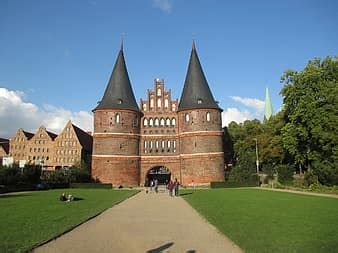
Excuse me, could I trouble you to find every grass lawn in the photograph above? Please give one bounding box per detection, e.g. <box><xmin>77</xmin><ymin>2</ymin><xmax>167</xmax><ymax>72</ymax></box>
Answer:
<box><xmin>0</xmin><ymin>189</ymin><xmax>138</xmax><ymax>253</ymax></box>
<box><xmin>182</xmin><ymin>188</ymin><xmax>338</xmax><ymax>253</ymax></box>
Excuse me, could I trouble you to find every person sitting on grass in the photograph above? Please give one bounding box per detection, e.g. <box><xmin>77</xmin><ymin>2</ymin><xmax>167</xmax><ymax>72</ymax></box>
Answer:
<box><xmin>67</xmin><ymin>194</ymin><xmax>74</xmax><ymax>202</ymax></box>
<box><xmin>60</xmin><ymin>192</ymin><xmax>67</xmax><ymax>202</ymax></box>
<box><xmin>60</xmin><ymin>193</ymin><xmax>74</xmax><ymax>202</ymax></box>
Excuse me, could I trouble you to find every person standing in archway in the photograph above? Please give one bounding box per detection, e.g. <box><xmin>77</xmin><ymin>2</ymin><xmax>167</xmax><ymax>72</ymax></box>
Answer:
<box><xmin>150</xmin><ymin>179</ymin><xmax>154</xmax><ymax>192</ymax></box>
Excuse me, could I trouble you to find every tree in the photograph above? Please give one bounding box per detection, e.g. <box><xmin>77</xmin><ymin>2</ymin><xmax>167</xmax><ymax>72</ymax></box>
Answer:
<box><xmin>281</xmin><ymin>56</ymin><xmax>338</xmax><ymax>185</ymax></box>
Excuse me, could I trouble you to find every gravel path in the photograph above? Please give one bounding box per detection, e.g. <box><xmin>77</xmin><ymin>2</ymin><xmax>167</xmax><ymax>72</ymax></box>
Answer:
<box><xmin>34</xmin><ymin>188</ymin><xmax>242</xmax><ymax>253</ymax></box>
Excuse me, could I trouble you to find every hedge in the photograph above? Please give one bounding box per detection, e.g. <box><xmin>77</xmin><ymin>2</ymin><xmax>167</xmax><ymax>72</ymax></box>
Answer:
<box><xmin>210</xmin><ymin>180</ymin><xmax>260</xmax><ymax>188</ymax></box>
<box><xmin>69</xmin><ymin>183</ymin><xmax>112</xmax><ymax>189</ymax></box>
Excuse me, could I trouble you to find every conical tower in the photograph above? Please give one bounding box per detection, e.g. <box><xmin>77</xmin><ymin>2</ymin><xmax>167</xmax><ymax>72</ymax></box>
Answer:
<box><xmin>264</xmin><ymin>87</ymin><xmax>273</xmax><ymax>121</ymax></box>
<box><xmin>178</xmin><ymin>42</ymin><xmax>225</xmax><ymax>185</ymax></box>
<box><xmin>91</xmin><ymin>44</ymin><xmax>142</xmax><ymax>186</ymax></box>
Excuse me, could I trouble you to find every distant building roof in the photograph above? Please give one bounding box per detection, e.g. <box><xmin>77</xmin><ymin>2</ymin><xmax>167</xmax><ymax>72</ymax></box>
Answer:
<box><xmin>178</xmin><ymin>41</ymin><xmax>221</xmax><ymax>112</ymax></box>
<box><xmin>22</xmin><ymin>130</ymin><xmax>34</xmax><ymax>140</ymax></box>
<box><xmin>94</xmin><ymin>45</ymin><xmax>140</xmax><ymax>113</ymax></box>
<box><xmin>0</xmin><ymin>138</ymin><xmax>9</xmax><ymax>154</ymax></box>
<box><xmin>72</xmin><ymin>124</ymin><xmax>93</xmax><ymax>152</ymax></box>
<box><xmin>46</xmin><ymin>131</ymin><xmax>58</xmax><ymax>140</ymax></box>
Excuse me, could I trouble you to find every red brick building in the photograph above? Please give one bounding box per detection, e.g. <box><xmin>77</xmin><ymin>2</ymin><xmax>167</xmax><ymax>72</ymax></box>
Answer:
<box><xmin>92</xmin><ymin>42</ymin><xmax>224</xmax><ymax>186</ymax></box>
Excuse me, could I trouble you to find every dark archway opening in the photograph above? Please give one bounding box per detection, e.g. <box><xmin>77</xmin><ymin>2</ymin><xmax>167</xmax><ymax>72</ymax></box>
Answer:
<box><xmin>147</xmin><ymin>166</ymin><xmax>171</xmax><ymax>185</ymax></box>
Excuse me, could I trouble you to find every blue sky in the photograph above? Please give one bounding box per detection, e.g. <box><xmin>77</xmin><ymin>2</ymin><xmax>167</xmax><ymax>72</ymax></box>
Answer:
<box><xmin>0</xmin><ymin>0</ymin><xmax>337</xmax><ymax>137</ymax></box>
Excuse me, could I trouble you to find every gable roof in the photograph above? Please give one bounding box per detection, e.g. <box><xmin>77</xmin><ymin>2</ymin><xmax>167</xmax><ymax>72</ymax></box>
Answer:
<box><xmin>72</xmin><ymin>124</ymin><xmax>93</xmax><ymax>152</ymax></box>
<box><xmin>46</xmin><ymin>131</ymin><xmax>58</xmax><ymax>140</ymax></box>
<box><xmin>178</xmin><ymin>42</ymin><xmax>221</xmax><ymax>112</ymax></box>
<box><xmin>0</xmin><ymin>138</ymin><xmax>9</xmax><ymax>154</ymax></box>
<box><xmin>22</xmin><ymin>130</ymin><xmax>34</xmax><ymax>140</ymax></box>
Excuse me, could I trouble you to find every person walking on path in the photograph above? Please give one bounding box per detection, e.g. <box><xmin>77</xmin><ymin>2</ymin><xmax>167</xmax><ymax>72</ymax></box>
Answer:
<box><xmin>150</xmin><ymin>179</ymin><xmax>154</xmax><ymax>192</ymax></box>
<box><xmin>174</xmin><ymin>178</ymin><xmax>180</xmax><ymax>197</ymax></box>
<box><xmin>154</xmin><ymin>179</ymin><xmax>159</xmax><ymax>193</ymax></box>
<box><xmin>168</xmin><ymin>180</ymin><xmax>174</xmax><ymax>197</ymax></box>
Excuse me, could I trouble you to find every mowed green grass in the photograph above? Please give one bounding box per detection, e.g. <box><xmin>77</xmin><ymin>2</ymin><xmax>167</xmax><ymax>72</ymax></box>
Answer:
<box><xmin>182</xmin><ymin>188</ymin><xmax>338</xmax><ymax>253</ymax></box>
<box><xmin>0</xmin><ymin>189</ymin><xmax>138</xmax><ymax>253</ymax></box>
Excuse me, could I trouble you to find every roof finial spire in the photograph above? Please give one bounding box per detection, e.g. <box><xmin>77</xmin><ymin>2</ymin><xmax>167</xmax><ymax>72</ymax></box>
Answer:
<box><xmin>120</xmin><ymin>33</ymin><xmax>125</xmax><ymax>51</ymax></box>
<box><xmin>192</xmin><ymin>33</ymin><xmax>196</xmax><ymax>50</ymax></box>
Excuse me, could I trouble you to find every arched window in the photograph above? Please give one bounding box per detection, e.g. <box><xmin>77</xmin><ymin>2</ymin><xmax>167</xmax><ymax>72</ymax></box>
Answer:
<box><xmin>166</xmin><ymin>118</ymin><xmax>170</xmax><ymax>126</ymax></box>
<box><xmin>115</xmin><ymin>113</ymin><xmax>121</xmax><ymax>124</ymax></box>
<box><xmin>161</xmin><ymin>141</ymin><xmax>165</xmax><ymax>148</ymax></box>
<box><xmin>206</xmin><ymin>112</ymin><xmax>211</xmax><ymax>122</ymax></box>
<box><xmin>149</xmin><ymin>118</ymin><xmax>153</xmax><ymax>127</ymax></box>
<box><xmin>150</xmin><ymin>141</ymin><xmax>153</xmax><ymax>148</ymax></box>
<box><xmin>160</xmin><ymin>118</ymin><xmax>165</xmax><ymax>126</ymax></box>
<box><xmin>143</xmin><ymin>118</ymin><xmax>148</xmax><ymax>126</ymax></box>
<box><xmin>185</xmin><ymin>113</ymin><xmax>190</xmax><ymax>122</ymax></box>
<box><xmin>164</xmin><ymin>99</ymin><xmax>169</xmax><ymax>108</ymax></box>
<box><xmin>154</xmin><ymin>118</ymin><xmax>159</xmax><ymax>126</ymax></box>
<box><xmin>167</xmin><ymin>140</ymin><xmax>171</xmax><ymax>148</ymax></box>
<box><xmin>150</xmin><ymin>99</ymin><xmax>154</xmax><ymax>108</ymax></box>
<box><xmin>171</xmin><ymin>118</ymin><xmax>176</xmax><ymax>126</ymax></box>
<box><xmin>156</xmin><ymin>140</ymin><xmax>159</xmax><ymax>149</ymax></box>
<box><xmin>144</xmin><ymin>141</ymin><xmax>147</xmax><ymax>149</ymax></box>
<box><xmin>157</xmin><ymin>99</ymin><xmax>161</xmax><ymax>108</ymax></box>
<box><xmin>143</xmin><ymin>103</ymin><xmax>147</xmax><ymax>111</ymax></box>
<box><xmin>172</xmin><ymin>104</ymin><xmax>176</xmax><ymax>111</ymax></box>
<box><xmin>157</xmin><ymin>88</ymin><xmax>161</xmax><ymax>96</ymax></box>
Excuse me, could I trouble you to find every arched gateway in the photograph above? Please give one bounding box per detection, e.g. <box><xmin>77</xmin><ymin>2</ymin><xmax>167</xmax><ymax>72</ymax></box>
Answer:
<box><xmin>146</xmin><ymin>166</ymin><xmax>171</xmax><ymax>185</ymax></box>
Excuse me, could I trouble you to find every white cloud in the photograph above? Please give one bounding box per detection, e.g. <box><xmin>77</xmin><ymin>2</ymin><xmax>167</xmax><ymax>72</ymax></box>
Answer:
<box><xmin>221</xmin><ymin>108</ymin><xmax>253</xmax><ymax>127</ymax></box>
<box><xmin>230</xmin><ymin>96</ymin><xmax>265</xmax><ymax>112</ymax></box>
<box><xmin>0</xmin><ymin>87</ymin><xmax>93</xmax><ymax>138</ymax></box>
<box><xmin>152</xmin><ymin>0</ymin><xmax>173</xmax><ymax>13</ymax></box>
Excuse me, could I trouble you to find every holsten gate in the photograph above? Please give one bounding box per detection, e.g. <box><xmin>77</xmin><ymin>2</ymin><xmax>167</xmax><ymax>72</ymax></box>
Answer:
<box><xmin>91</xmin><ymin>42</ymin><xmax>225</xmax><ymax>186</ymax></box>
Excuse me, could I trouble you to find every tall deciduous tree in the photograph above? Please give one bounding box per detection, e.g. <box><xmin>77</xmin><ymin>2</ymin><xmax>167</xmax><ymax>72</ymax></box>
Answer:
<box><xmin>281</xmin><ymin>56</ymin><xmax>338</xmax><ymax>185</ymax></box>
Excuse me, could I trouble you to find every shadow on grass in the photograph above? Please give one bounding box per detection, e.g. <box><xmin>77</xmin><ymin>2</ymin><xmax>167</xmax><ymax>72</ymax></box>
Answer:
<box><xmin>179</xmin><ymin>192</ymin><xmax>193</xmax><ymax>196</ymax></box>
<box><xmin>0</xmin><ymin>193</ymin><xmax>32</xmax><ymax>198</ymax></box>
<box><xmin>146</xmin><ymin>242</ymin><xmax>174</xmax><ymax>253</ymax></box>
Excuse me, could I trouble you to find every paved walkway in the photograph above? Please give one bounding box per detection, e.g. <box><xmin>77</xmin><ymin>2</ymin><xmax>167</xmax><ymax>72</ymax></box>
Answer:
<box><xmin>34</xmin><ymin>187</ymin><xmax>242</xmax><ymax>253</ymax></box>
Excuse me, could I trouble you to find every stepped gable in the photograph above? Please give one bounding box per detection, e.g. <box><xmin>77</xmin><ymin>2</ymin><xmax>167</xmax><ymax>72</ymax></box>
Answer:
<box><xmin>178</xmin><ymin>41</ymin><xmax>221</xmax><ymax>112</ymax></box>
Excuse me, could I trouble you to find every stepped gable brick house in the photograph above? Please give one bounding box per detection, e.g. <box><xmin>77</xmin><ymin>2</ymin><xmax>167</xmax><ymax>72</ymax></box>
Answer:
<box><xmin>53</xmin><ymin>120</ymin><xmax>92</xmax><ymax>169</ymax></box>
<box><xmin>8</xmin><ymin>121</ymin><xmax>92</xmax><ymax>169</ymax></box>
<box><xmin>25</xmin><ymin>126</ymin><xmax>57</xmax><ymax>168</ymax></box>
<box><xmin>92</xmin><ymin>42</ymin><xmax>225</xmax><ymax>186</ymax></box>
<box><xmin>9</xmin><ymin>129</ymin><xmax>34</xmax><ymax>162</ymax></box>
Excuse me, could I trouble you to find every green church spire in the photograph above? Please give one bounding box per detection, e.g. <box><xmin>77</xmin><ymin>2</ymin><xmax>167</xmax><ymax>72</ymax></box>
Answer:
<box><xmin>264</xmin><ymin>87</ymin><xmax>273</xmax><ymax>121</ymax></box>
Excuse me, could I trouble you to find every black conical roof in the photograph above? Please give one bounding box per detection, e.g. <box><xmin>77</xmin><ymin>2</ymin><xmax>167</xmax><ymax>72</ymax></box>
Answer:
<box><xmin>178</xmin><ymin>42</ymin><xmax>221</xmax><ymax>112</ymax></box>
<box><xmin>94</xmin><ymin>47</ymin><xmax>140</xmax><ymax>112</ymax></box>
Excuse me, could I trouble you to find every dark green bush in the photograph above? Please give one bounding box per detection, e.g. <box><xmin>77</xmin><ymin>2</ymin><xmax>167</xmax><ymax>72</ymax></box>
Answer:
<box><xmin>210</xmin><ymin>180</ymin><xmax>259</xmax><ymax>188</ymax></box>
<box><xmin>70</xmin><ymin>183</ymin><xmax>112</xmax><ymax>189</ymax></box>
<box><xmin>276</xmin><ymin>165</ymin><xmax>294</xmax><ymax>184</ymax></box>
<box><xmin>304</xmin><ymin>170</ymin><xmax>319</xmax><ymax>187</ymax></box>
